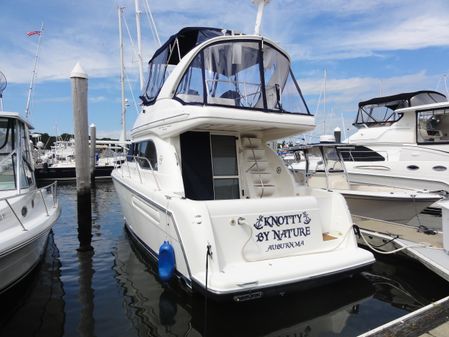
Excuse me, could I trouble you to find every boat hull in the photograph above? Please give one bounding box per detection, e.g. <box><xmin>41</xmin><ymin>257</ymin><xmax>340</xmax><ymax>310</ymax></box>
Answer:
<box><xmin>341</xmin><ymin>192</ymin><xmax>441</xmax><ymax>224</ymax></box>
<box><xmin>35</xmin><ymin>165</ymin><xmax>114</xmax><ymax>181</ymax></box>
<box><xmin>0</xmin><ymin>187</ymin><xmax>61</xmax><ymax>293</ymax></box>
<box><xmin>112</xmin><ymin>174</ymin><xmax>375</xmax><ymax>301</ymax></box>
<box><xmin>0</xmin><ymin>227</ymin><xmax>51</xmax><ymax>293</ymax></box>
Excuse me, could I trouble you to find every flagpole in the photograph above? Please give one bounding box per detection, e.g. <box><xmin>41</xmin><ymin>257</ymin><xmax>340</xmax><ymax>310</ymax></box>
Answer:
<box><xmin>25</xmin><ymin>22</ymin><xmax>44</xmax><ymax>119</ymax></box>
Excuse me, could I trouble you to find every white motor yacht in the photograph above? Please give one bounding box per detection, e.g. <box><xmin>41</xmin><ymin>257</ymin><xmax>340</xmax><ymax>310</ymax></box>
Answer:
<box><xmin>342</xmin><ymin>91</ymin><xmax>449</xmax><ymax>192</ymax></box>
<box><xmin>112</xmin><ymin>26</ymin><xmax>374</xmax><ymax>301</ymax></box>
<box><xmin>0</xmin><ymin>112</ymin><xmax>60</xmax><ymax>293</ymax></box>
<box><xmin>289</xmin><ymin>142</ymin><xmax>442</xmax><ymax>224</ymax></box>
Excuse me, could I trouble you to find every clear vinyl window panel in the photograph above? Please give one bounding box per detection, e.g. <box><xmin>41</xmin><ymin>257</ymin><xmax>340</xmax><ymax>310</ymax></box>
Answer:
<box><xmin>322</xmin><ymin>147</ymin><xmax>344</xmax><ymax>172</ymax></box>
<box><xmin>417</xmin><ymin>108</ymin><xmax>449</xmax><ymax>143</ymax></box>
<box><xmin>0</xmin><ymin>118</ymin><xmax>15</xmax><ymax>190</ymax></box>
<box><xmin>203</xmin><ymin>42</ymin><xmax>262</xmax><ymax>108</ymax></box>
<box><xmin>262</xmin><ymin>45</ymin><xmax>308</xmax><ymax>113</ymax></box>
<box><xmin>175</xmin><ymin>53</ymin><xmax>204</xmax><ymax>104</ymax></box>
<box><xmin>175</xmin><ymin>40</ymin><xmax>310</xmax><ymax>114</ymax></box>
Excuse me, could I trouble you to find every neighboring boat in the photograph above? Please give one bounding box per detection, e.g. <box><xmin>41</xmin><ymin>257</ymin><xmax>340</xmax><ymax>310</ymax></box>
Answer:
<box><xmin>341</xmin><ymin>90</ymin><xmax>449</xmax><ymax>192</ymax></box>
<box><xmin>289</xmin><ymin>142</ymin><xmax>443</xmax><ymax>224</ymax></box>
<box><xmin>34</xmin><ymin>138</ymin><xmax>126</xmax><ymax>181</ymax></box>
<box><xmin>111</xmin><ymin>24</ymin><xmax>374</xmax><ymax>302</ymax></box>
<box><xmin>0</xmin><ymin>112</ymin><xmax>60</xmax><ymax>293</ymax></box>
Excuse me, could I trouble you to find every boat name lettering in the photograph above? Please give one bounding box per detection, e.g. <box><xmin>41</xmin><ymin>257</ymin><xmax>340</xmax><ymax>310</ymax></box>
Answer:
<box><xmin>266</xmin><ymin>240</ymin><xmax>305</xmax><ymax>252</ymax></box>
<box><xmin>253</xmin><ymin>211</ymin><xmax>311</xmax><ymax>230</ymax></box>
<box><xmin>255</xmin><ymin>227</ymin><xmax>311</xmax><ymax>242</ymax></box>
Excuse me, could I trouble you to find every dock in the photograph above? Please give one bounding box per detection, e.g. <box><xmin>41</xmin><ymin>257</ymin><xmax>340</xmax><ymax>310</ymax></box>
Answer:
<box><xmin>353</xmin><ymin>216</ymin><xmax>449</xmax><ymax>282</ymax></box>
<box><xmin>354</xmin><ymin>215</ymin><xmax>449</xmax><ymax>336</ymax></box>
<box><xmin>358</xmin><ymin>295</ymin><xmax>449</xmax><ymax>337</ymax></box>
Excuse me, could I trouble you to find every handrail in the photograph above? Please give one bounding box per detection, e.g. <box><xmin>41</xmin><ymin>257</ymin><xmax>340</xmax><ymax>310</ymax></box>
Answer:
<box><xmin>0</xmin><ymin>181</ymin><xmax>58</xmax><ymax>231</ymax></box>
<box><xmin>118</xmin><ymin>155</ymin><xmax>161</xmax><ymax>191</ymax></box>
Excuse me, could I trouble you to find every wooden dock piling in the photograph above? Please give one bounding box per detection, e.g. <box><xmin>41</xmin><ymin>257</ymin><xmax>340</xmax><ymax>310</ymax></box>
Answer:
<box><xmin>70</xmin><ymin>62</ymin><xmax>92</xmax><ymax>251</ymax></box>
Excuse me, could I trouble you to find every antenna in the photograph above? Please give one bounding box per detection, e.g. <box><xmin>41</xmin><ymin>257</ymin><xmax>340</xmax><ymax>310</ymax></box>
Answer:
<box><xmin>253</xmin><ymin>0</ymin><xmax>270</xmax><ymax>35</ymax></box>
<box><xmin>0</xmin><ymin>71</ymin><xmax>7</xmax><ymax>111</ymax></box>
<box><xmin>25</xmin><ymin>22</ymin><xmax>44</xmax><ymax>119</ymax></box>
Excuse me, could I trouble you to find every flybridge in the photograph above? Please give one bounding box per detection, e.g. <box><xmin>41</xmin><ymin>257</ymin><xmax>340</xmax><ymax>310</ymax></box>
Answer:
<box><xmin>353</xmin><ymin>90</ymin><xmax>447</xmax><ymax>127</ymax></box>
<box><xmin>140</xmin><ymin>26</ymin><xmax>310</xmax><ymax>115</ymax></box>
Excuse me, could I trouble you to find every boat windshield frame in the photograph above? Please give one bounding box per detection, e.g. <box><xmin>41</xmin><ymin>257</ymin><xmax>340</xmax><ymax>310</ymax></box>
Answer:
<box><xmin>0</xmin><ymin>116</ymin><xmax>34</xmax><ymax>191</ymax></box>
<box><xmin>173</xmin><ymin>38</ymin><xmax>310</xmax><ymax>115</ymax></box>
<box><xmin>353</xmin><ymin>91</ymin><xmax>447</xmax><ymax>127</ymax></box>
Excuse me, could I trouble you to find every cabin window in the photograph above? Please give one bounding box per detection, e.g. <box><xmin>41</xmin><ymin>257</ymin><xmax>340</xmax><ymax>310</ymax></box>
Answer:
<box><xmin>128</xmin><ymin>141</ymin><xmax>158</xmax><ymax>170</ymax></box>
<box><xmin>433</xmin><ymin>165</ymin><xmax>447</xmax><ymax>171</ymax></box>
<box><xmin>210</xmin><ymin>135</ymin><xmax>240</xmax><ymax>200</ymax></box>
<box><xmin>137</xmin><ymin>141</ymin><xmax>158</xmax><ymax>170</ymax></box>
<box><xmin>407</xmin><ymin>165</ymin><xmax>419</xmax><ymax>170</ymax></box>
<box><xmin>127</xmin><ymin>143</ymin><xmax>135</xmax><ymax>162</ymax></box>
<box><xmin>417</xmin><ymin>108</ymin><xmax>449</xmax><ymax>144</ymax></box>
<box><xmin>338</xmin><ymin>146</ymin><xmax>385</xmax><ymax>162</ymax></box>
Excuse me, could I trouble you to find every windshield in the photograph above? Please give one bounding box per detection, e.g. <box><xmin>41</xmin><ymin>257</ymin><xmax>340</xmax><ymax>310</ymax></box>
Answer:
<box><xmin>0</xmin><ymin>118</ymin><xmax>15</xmax><ymax>190</ymax></box>
<box><xmin>175</xmin><ymin>40</ymin><xmax>309</xmax><ymax>114</ymax></box>
<box><xmin>0</xmin><ymin>118</ymin><xmax>34</xmax><ymax>191</ymax></box>
<box><xmin>354</xmin><ymin>91</ymin><xmax>447</xmax><ymax>127</ymax></box>
<box><xmin>354</xmin><ymin>103</ymin><xmax>403</xmax><ymax>126</ymax></box>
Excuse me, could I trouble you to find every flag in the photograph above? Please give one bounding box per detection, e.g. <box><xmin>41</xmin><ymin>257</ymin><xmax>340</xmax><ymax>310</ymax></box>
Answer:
<box><xmin>26</xmin><ymin>31</ymin><xmax>41</xmax><ymax>37</ymax></box>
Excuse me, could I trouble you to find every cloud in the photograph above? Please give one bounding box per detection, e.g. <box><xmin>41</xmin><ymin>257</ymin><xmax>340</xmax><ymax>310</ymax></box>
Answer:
<box><xmin>302</xmin><ymin>71</ymin><xmax>438</xmax><ymax>111</ymax></box>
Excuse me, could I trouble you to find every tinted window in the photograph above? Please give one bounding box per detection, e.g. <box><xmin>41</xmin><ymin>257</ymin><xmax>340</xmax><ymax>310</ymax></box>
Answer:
<box><xmin>417</xmin><ymin>108</ymin><xmax>449</xmax><ymax>144</ymax></box>
<box><xmin>339</xmin><ymin>146</ymin><xmax>385</xmax><ymax>162</ymax></box>
<box><xmin>127</xmin><ymin>143</ymin><xmax>135</xmax><ymax>162</ymax></box>
<box><xmin>127</xmin><ymin>141</ymin><xmax>158</xmax><ymax>169</ymax></box>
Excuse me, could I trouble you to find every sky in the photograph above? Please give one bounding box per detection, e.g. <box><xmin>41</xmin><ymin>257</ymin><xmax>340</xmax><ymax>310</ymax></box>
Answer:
<box><xmin>1</xmin><ymin>0</ymin><xmax>449</xmax><ymax>140</ymax></box>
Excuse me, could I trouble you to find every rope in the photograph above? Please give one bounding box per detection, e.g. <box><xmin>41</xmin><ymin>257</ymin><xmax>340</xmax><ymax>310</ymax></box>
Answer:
<box><xmin>204</xmin><ymin>244</ymin><xmax>212</xmax><ymax>336</ymax></box>
<box><xmin>356</xmin><ymin>226</ymin><xmax>432</xmax><ymax>254</ymax></box>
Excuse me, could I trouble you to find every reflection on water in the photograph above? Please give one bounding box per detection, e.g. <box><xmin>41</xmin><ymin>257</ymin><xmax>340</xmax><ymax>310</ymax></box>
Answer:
<box><xmin>0</xmin><ymin>232</ymin><xmax>65</xmax><ymax>337</ymax></box>
<box><xmin>1</xmin><ymin>181</ymin><xmax>449</xmax><ymax>337</ymax></box>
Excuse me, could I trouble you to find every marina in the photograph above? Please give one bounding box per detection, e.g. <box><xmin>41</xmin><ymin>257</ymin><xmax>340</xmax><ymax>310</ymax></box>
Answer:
<box><xmin>2</xmin><ymin>0</ymin><xmax>449</xmax><ymax>336</ymax></box>
<box><xmin>1</xmin><ymin>181</ymin><xmax>449</xmax><ymax>337</ymax></box>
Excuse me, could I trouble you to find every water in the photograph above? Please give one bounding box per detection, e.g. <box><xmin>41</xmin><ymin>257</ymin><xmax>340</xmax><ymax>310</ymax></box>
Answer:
<box><xmin>1</xmin><ymin>181</ymin><xmax>449</xmax><ymax>337</ymax></box>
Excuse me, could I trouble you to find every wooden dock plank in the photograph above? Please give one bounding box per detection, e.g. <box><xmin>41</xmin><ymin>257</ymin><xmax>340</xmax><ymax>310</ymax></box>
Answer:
<box><xmin>353</xmin><ymin>216</ymin><xmax>443</xmax><ymax>248</ymax></box>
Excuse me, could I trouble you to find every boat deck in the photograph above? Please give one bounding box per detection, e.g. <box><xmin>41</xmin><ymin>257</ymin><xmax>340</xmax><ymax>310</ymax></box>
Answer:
<box><xmin>353</xmin><ymin>216</ymin><xmax>449</xmax><ymax>282</ymax></box>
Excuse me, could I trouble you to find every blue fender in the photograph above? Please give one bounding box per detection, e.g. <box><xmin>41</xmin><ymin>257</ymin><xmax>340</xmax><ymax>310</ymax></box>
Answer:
<box><xmin>158</xmin><ymin>241</ymin><xmax>175</xmax><ymax>281</ymax></box>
